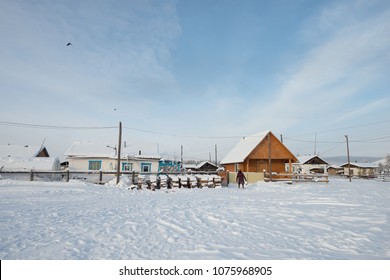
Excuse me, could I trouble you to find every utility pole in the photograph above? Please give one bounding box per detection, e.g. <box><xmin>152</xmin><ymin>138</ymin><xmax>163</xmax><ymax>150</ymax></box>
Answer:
<box><xmin>345</xmin><ymin>135</ymin><xmax>351</xmax><ymax>182</ymax></box>
<box><xmin>215</xmin><ymin>144</ymin><xmax>218</xmax><ymax>166</ymax></box>
<box><xmin>116</xmin><ymin>121</ymin><xmax>122</xmax><ymax>185</ymax></box>
<box><xmin>180</xmin><ymin>145</ymin><xmax>183</xmax><ymax>170</ymax></box>
<box><xmin>314</xmin><ymin>132</ymin><xmax>317</xmax><ymax>155</ymax></box>
<box><xmin>268</xmin><ymin>132</ymin><xmax>272</xmax><ymax>181</ymax></box>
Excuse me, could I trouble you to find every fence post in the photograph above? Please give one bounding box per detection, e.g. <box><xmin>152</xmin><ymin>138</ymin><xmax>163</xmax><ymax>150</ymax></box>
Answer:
<box><xmin>66</xmin><ymin>170</ymin><xmax>70</xmax><ymax>182</ymax></box>
<box><xmin>30</xmin><ymin>170</ymin><xmax>34</xmax><ymax>181</ymax></box>
<box><xmin>99</xmin><ymin>170</ymin><xmax>103</xmax><ymax>184</ymax></box>
<box><xmin>226</xmin><ymin>171</ymin><xmax>229</xmax><ymax>185</ymax></box>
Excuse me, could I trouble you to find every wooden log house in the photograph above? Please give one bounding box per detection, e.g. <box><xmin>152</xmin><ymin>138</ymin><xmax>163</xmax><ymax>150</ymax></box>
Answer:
<box><xmin>220</xmin><ymin>131</ymin><xmax>298</xmax><ymax>181</ymax></box>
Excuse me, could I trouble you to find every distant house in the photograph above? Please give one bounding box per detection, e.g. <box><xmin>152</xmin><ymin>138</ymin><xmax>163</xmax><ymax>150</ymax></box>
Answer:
<box><xmin>0</xmin><ymin>144</ymin><xmax>59</xmax><ymax>171</ymax></box>
<box><xmin>327</xmin><ymin>165</ymin><xmax>343</xmax><ymax>176</ymax></box>
<box><xmin>220</xmin><ymin>131</ymin><xmax>297</xmax><ymax>182</ymax></box>
<box><xmin>65</xmin><ymin>141</ymin><xmax>161</xmax><ymax>172</ymax></box>
<box><xmin>290</xmin><ymin>155</ymin><xmax>330</xmax><ymax>174</ymax></box>
<box><xmin>196</xmin><ymin>161</ymin><xmax>219</xmax><ymax>172</ymax></box>
<box><xmin>340</xmin><ymin>162</ymin><xmax>378</xmax><ymax>178</ymax></box>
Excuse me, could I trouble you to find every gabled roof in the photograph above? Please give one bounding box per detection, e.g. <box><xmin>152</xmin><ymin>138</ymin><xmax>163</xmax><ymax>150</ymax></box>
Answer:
<box><xmin>220</xmin><ymin>131</ymin><xmax>270</xmax><ymax>164</ymax></box>
<box><xmin>196</xmin><ymin>161</ymin><xmax>218</xmax><ymax>169</ymax></box>
<box><xmin>0</xmin><ymin>144</ymin><xmax>48</xmax><ymax>159</ymax></box>
<box><xmin>297</xmin><ymin>155</ymin><xmax>329</xmax><ymax>165</ymax></box>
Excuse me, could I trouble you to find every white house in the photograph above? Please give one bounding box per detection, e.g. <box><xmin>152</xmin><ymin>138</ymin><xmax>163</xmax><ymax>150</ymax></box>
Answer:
<box><xmin>64</xmin><ymin>141</ymin><xmax>161</xmax><ymax>172</ymax></box>
<box><xmin>289</xmin><ymin>155</ymin><xmax>330</xmax><ymax>174</ymax></box>
<box><xmin>0</xmin><ymin>144</ymin><xmax>60</xmax><ymax>171</ymax></box>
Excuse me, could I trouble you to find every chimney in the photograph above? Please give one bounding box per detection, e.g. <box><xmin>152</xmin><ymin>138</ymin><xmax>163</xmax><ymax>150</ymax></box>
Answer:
<box><xmin>139</xmin><ymin>150</ymin><xmax>141</xmax><ymax>155</ymax></box>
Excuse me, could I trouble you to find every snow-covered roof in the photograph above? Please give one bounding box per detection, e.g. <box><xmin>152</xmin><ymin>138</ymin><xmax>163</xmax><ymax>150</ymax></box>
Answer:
<box><xmin>296</xmin><ymin>155</ymin><xmax>329</xmax><ymax>165</ymax></box>
<box><xmin>0</xmin><ymin>144</ymin><xmax>46</xmax><ymax>159</ymax></box>
<box><xmin>65</xmin><ymin>141</ymin><xmax>161</xmax><ymax>159</ymax></box>
<box><xmin>0</xmin><ymin>157</ymin><xmax>60</xmax><ymax>171</ymax></box>
<box><xmin>297</xmin><ymin>155</ymin><xmax>314</xmax><ymax>164</ymax></box>
<box><xmin>65</xmin><ymin>142</ymin><xmax>115</xmax><ymax>158</ymax></box>
<box><xmin>183</xmin><ymin>164</ymin><xmax>197</xmax><ymax>170</ymax></box>
<box><xmin>196</xmin><ymin>161</ymin><xmax>218</xmax><ymax>169</ymax></box>
<box><xmin>220</xmin><ymin>131</ymin><xmax>270</xmax><ymax>164</ymax></box>
<box><xmin>340</xmin><ymin>162</ymin><xmax>378</xmax><ymax>168</ymax></box>
<box><xmin>133</xmin><ymin>155</ymin><xmax>161</xmax><ymax>160</ymax></box>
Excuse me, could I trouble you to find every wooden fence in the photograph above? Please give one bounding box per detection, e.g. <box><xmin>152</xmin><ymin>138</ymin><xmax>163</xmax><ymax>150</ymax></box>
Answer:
<box><xmin>0</xmin><ymin>170</ymin><xmax>222</xmax><ymax>188</ymax></box>
<box><xmin>264</xmin><ymin>172</ymin><xmax>329</xmax><ymax>183</ymax></box>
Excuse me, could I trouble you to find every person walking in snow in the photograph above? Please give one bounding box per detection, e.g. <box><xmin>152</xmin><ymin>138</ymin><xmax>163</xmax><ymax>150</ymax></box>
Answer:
<box><xmin>236</xmin><ymin>169</ymin><xmax>247</xmax><ymax>189</ymax></box>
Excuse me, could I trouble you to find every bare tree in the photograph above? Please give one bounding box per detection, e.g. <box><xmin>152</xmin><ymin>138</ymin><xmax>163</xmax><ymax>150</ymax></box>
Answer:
<box><xmin>378</xmin><ymin>154</ymin><xmax>390</xmax><ymax>177</ymax></box>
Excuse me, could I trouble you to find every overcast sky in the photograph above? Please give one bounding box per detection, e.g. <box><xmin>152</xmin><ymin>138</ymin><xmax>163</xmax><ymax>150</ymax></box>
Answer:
<box><xmin>1</xmin><ymin>0</ymin><xmax>389</xmax><ymax>161</ymax></box>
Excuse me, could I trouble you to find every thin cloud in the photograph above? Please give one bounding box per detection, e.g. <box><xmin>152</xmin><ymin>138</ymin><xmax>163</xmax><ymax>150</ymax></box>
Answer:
<box><xmin>336</xmin><ymin>97</ymin><xmax>390</xmax><ymax>121</ymax></box>
<box><xmin>243</xmin><ymin>1</ymin><xmax>390</xmax><ymax>135</ymax></box>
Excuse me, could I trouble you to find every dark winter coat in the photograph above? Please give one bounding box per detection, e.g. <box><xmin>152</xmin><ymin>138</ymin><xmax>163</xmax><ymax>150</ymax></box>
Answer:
<box><xmin>236</xmin><ymin>171</ymin><xmax>246</xmax><ymax>184</ymax></box>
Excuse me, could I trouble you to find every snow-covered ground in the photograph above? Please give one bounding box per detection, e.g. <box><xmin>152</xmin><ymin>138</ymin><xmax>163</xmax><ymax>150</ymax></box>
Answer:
<box><xmin>0</xmin><ymin>177</ymin><xmax>389</xmax><ymax>260</ymax></box>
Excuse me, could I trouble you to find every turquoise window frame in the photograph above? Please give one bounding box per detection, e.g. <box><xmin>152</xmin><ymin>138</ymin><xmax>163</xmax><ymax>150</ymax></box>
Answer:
<box><xmin>141</xmin><ymin>162</ymin><xmax>152</xmax><ymax>173</ymax></box>
<box><xmin>88</xmin><ymin>160</ymin><xmax>102</xmax><ymax>170</ymax></box>
<box><xmin>122</xmin><ymin>162</ymin><xmax>133</xmax><ymax>171</ymax></box>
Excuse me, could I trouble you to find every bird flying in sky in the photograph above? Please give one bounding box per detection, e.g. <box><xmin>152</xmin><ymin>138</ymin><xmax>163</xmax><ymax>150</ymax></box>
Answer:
<box><xmin>66</xmin><ymin>42</ymin><xmax>72</xmax><ymax>46</ymax></box>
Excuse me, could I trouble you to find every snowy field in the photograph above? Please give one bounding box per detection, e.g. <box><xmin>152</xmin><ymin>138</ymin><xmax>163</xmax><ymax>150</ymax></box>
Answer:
<box><xmin>0</xmin><ymin>177</ymin><xmax>389</xmax><ymax>260</ymax></box>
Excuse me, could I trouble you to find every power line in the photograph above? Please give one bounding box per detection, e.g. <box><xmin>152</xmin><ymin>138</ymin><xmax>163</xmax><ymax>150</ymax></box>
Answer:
<box><xmin>287</xmin><ymin>120</ymin><xmax>390</xmax><ymax>138</ymax></box>
<box><xmin>320</xmin><ymin>142</ymin><xmax>345</xmax><ymax>155</ymax></box>
<box><xmin>350</xmin><ymin>135</ymin><xmax>390</xmax><ymax>143</ymax></box>
<box><xmin>0</xmin><ymin>121</ymin><xmax>116</xmax><ymax>130</ymax></box>
<box><xmin>283</xmin><ymin>137</ymin><xmax>343</xmax><ymax>144</ymax></box>
<box><xmin>123</xmin><ymin>126</ymin><xmax>242</xmax><ymax>139</ymax></box>
<box><xmin>2</xmin><ymin>120</ymin><xmax>243</xmax><ymax>139</ymax></box>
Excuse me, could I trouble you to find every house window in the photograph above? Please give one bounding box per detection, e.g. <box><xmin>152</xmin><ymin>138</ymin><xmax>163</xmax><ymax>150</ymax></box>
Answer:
<box><xmin>141</xmin><ymin>163</ymin><xmax>152</xmax><ymax>173</ymax></box>
<box><xmin>122</xmin><ymin>162</ymin><xmax>133</xmax><ymax>171</ymax></box>
<box><xmin>235</xmin><ymin>164</ymin><xmax>240</xmax><ymax>172</ymax></box>
<box><xmin>88</xmin><ymin>160</ymin><xmax>102</xmax><ymax>170</ymax></box>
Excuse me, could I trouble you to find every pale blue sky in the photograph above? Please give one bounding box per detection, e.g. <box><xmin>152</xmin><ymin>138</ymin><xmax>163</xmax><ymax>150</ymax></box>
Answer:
<box><xmin>1</xmin><ymin>0</ymin><xmax>389</xmax><ymax>161</ymax></box>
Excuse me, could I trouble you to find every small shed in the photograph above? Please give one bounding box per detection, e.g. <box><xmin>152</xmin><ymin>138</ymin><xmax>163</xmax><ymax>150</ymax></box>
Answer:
<box><xmin>220</xmin><ymin>131</ymin><xmax>297</xmax><ymax>181</ymax></box>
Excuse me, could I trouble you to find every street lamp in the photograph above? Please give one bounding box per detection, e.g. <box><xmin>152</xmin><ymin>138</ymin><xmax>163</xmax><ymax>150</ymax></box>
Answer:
<box><xmin>106</xmin><ymin>145</ymin><xmax>117</xmax><ymax>156</ymax></box>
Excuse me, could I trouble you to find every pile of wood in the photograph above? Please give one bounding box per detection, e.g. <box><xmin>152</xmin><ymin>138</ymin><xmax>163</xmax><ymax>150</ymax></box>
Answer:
<box><xmin>129</xmin><ymin>174</ymin><xmax>222</xmax><ymax>190</ymax></box>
